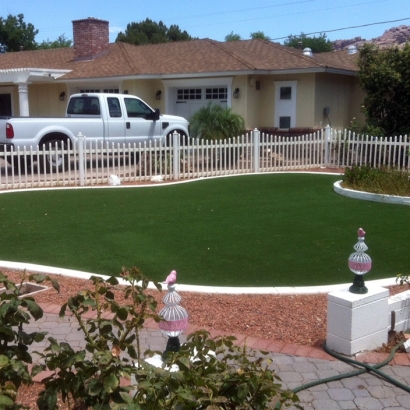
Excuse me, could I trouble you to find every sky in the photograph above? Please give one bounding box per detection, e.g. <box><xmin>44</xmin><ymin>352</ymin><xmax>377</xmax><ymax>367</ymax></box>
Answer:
<box><xmin>3</xmin><ymin>0</ymin><xmax>410</xmax><ymax>45</ymax></box>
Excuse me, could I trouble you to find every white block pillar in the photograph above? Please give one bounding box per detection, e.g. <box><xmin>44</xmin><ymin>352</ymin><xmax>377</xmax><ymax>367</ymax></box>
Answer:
<box><xmin>327</xmin><ymin>286</ymin><xmax>388</xmax><ymax>356</ymax></box>
<box><xmin>16</xmin><ymin>82</ymin><xmax>30</xmax><ymax>116</ymax></box>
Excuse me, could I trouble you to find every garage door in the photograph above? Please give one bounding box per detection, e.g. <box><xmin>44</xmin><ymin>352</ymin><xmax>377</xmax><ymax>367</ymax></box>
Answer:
<box><xmin>175</xmin><ymin>87</ymin><xmax>228</xmax><ymax>120</ymax></box>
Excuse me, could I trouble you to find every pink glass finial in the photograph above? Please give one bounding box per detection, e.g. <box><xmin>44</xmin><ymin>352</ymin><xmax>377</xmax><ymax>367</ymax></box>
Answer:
<box><xmin>358</xmin><ymin>228</ymin><xmax>365</xmax><ymax>237</ymax></box>
<box><xmin>163</xmin><ymin>270</ymin><xmax>177</xmax><ymax>285</ymax></box>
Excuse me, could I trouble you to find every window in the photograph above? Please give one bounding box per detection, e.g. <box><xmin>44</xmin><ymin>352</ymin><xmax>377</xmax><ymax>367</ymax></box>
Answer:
<box><xmin>67</xmin><ymin>96</ymin><xmax>101</xmax><ymax>115</ymax></box>
<box><xmin>124</xmin><ymin>98</ymin><xmax>153</xmax><ymax>119</ymax></box>
<box><xmin>280</xmin><ymin>87</ymin><xmax>292</xmax><ymax>100</ymax></box>
<box><xmin>108</xmin><ymin>97</ymin><xmax>122</xmax><ymax>118</ymax></box>
<box><xmin>279</xmin><ymin>116</ymin><xmax>291</xmax><ymax>129</ymax></box>
<box><xmin>177</xmin><ymin>89</ymin><xmax>202</xmax><ymax>100</ymax></box>
<box><xmin>205</xmin><ymin>88</ymin><xmax>227</xmax><ymax>100</ymax></box>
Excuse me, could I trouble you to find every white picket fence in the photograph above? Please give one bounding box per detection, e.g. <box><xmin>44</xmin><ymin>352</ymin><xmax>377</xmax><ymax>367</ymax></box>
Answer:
<box><xmin>0</xmin><ymin>127</ymin><xmax>409</xmax><ymax>190</ymax></box>
<box><xmin>327</xmin><ymin>128</ymin><xmax>410</xmax><ymax>170</ymax></box>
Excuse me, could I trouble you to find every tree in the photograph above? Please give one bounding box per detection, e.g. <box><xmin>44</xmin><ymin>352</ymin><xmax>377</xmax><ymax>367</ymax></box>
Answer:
<box><xmin>0</xmin><ymin>13</ymin><xmax>38</xmax><ymax>52</ymax></box>
<box><xmin>37</xmin><ymin>34</ymin><xmax>72</xmax><ymax>50</ymax></box>
<box><xmin>250</xmin><ymin>31</ymin><xmax>270</xmax><ymax>40</ymax></box>
<box><xmin>357</xmin><ymin>43</ymin><xmax>410</xmax><ymax>136</ymax></box>
<box><xmin>225</xmin><ymin>31</ymin><xmax>242</xmax><ymax>42</ymax></box>
<box><xmin>284</xmin><ymin>32</ymin><xmax>333</xmax><ymax>53</ymax></box>
<box><xmin>189</xmin><ymin>103</ymin><xmax>245</xmax><ymax>140</ymax></box>
<box><xmin>116</xmin><ymin>18</ymin><xmax>192</xmax><ymax>45</ymax></box>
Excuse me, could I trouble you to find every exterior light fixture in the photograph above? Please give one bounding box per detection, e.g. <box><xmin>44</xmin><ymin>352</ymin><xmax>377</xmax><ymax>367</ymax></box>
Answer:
<box><xmin>155</xmin><ymin>90</ymin><xmax>162</xmax><ymax>100</ymax></box>
<box><xmin>158</xmin><ymin>270</ymin><xmax>188</xmax><ymax>358</ymax></box>
<box><xmin>233</xmin><ymin>88</ymin><xmax>240</xmax><ymax>99</ymax></box>
<box><xmin>59</xmin><ymin>92</ymin><xmax>66</xmax><ymax>101</ymax></box>
<box><xmin>348</xmin><ymin>228</ymin><xmax>372</xmax><ymax>294</ymax></box>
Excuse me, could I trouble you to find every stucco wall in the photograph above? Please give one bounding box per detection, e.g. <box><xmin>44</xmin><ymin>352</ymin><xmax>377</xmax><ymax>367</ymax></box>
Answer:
<box><xmin>122</xmin><ymin>79</ymin><xmax>160</xmax><ymax>110</ymax></box>
<box><xmin>314</xmin><ymin>73</ymin><xmax>365</xmax><ymax>130</ymax></box>
<box><xmin>231</xmin><ymin>76</ymin><xmax>248</xmax><ymax>129</ymax></box>
<box><xmin>29</xmin><ymin>84</ymin><xmax>67</xmax><ymax>117</ymax></box>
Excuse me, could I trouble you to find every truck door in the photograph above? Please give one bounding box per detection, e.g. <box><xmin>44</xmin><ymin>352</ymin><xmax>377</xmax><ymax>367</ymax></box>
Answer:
<box><xmin>123</xmin><ymin>97</ymin><xmax>162</xmax><ymax>146</ymax></box>
<box><xmin>106</xmin><ymin>97</ymin><xmax>126</xmax><ymax>146</ymax></box>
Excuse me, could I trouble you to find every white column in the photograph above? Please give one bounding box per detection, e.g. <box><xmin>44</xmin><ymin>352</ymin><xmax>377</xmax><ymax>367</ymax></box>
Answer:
<box><xmin>16</xmin><ymin>83</ymin><xmax>30</xmax><ymax>116</ymax></box>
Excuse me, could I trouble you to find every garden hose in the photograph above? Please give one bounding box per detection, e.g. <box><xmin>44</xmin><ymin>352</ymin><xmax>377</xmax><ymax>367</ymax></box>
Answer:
<box><xmin>275</xmin><ymin>340</ymin><xmax>409</xmax><ymax>409</ymax></box>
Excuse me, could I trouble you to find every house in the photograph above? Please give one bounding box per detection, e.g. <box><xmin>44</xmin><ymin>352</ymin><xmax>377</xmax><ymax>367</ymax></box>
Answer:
<box><xmin>0</xmin><ymin>17</ymin><xmax>364</xmax><ymax>133</ymax></box>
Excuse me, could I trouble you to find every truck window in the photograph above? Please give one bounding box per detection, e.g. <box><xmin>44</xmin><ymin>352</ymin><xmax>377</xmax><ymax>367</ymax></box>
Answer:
<box><xmin>107</xmin><ymin>97</ymin><xmax>122</xmax><ymax>118</ymax></box>
<box><xmin>67</xmin><ymin>97</ymin><xmax>101</xmax><ymax>115</ymax></box>
<box><xmin>124</xmin><ymin>98</ymin><xmax>153</xmax><ymax>119</ymax></box>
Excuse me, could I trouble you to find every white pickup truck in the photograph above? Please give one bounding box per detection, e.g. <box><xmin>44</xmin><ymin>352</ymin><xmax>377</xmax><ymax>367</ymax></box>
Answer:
<box><xmin>0</xmin><ymin>92</ymin><xmax>189</xmax><ymax>171</ymax></box>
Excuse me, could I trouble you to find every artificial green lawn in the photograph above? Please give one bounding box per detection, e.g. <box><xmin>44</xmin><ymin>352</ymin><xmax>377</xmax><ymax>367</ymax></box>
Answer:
<box><xmin>0</xmin><ymin>173</ymin><xmax>408</xmax><ymax>287</ymax></box>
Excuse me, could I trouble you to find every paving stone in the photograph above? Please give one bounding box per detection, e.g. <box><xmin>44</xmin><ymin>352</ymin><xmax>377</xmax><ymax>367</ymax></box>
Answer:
<box><xmin>354</xmin><ymin>396</ymin><xmax>383</xmax><ymax>409</ymax></box>
<box><xmin>327</xmin><ymin>388</ymin><xmax>355</xmax><ymax>401</ymax></box>
<box><xmin>311</xmin><ymin>399</ymin><xmax>342</xmax><ymax>409</ymax></box>
<box><xmin>396</xmin><ymin>393</ymin><xmax>410</xmax><ymax>409</ymax></box>
<box><xmin>326</xmin><ymin>380</ymin><xmax>344</xmax><ymax>389</ymax></box>
<box><xmin>279</xmin><ymin>371</ymin><xmax>304</xmax><ymax>383</ymax></box>
<box><xmin>311</xmin><ymin>390</ymin><xmax>331</xmax><ymax>400</ymax></box>
<box><xmin>339</xmin><ymin>401</ymin><xmax>357</xmax><ymax>410</ymax></box>
<box><xmin>363</xmin><ymin>376</ymin><xmax>384</xmax><ymax>386</ymax></box>
<box><xmin>295</xmin><ymin>390</ymin><xmax>314</xmax><ymax>403</ymax></box>
<box><xmin>300</xmin><ymin>372</ymin><xmax>319</xmax><ymax>381</ymax></box>
<box><xmin>352</xmin><ymin>388</ymin><xmax>371</xmax><ymax>398</ymax></box>
<box><xmin>380</xmin><ymin>397</ymin><xmax>400</xmax><ymax>407</ymax></box>
<box><xmin>294</xmin><ymin>362</ymin><xmax>319</xmax><ymax>373</ymax></box>
<box><xmin>341</xmin><ymin>378</ymin><xmax>369</xmax><ymax>390</ymax></box>
<box><xmin>367</xmin><ymin>385</ymin><xmax>398</xmax><ymax>399</ymax></box>
<box><xmin>315</xmin><ymin>369</ymin><xmax>340</xmax><ymax>379</ymax></box>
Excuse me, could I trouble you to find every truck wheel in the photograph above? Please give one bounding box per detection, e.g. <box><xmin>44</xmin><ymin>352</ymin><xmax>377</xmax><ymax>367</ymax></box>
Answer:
<box><xmin>40</xmin><ymin>139</ymin><xmax>69</xmax><ymax>173</ymax></box>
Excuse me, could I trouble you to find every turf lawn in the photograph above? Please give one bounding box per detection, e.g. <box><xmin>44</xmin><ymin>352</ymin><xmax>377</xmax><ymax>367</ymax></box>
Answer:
<box><xmin>0</xmin><ymin>173</ymin><xmax>408</xmax><ymax>287</ymax></box>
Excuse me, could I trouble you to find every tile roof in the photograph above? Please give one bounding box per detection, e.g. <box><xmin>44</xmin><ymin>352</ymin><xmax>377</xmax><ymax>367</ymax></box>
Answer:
<box><xmin>0</xmin><ymin>39</ymin><xmax>358</xmax><ymax>81</ymax></box>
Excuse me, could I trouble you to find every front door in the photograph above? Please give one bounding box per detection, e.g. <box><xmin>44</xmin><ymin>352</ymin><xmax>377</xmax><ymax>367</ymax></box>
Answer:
<box><xmin>123</xmin><ymin>97</ymin><xmax>162</xmax><ymax>145</ymax></box>
<box><xmin>274</xmin><ymin>81</ymin><xmax>297</xmax><ymax>129</ymax></box>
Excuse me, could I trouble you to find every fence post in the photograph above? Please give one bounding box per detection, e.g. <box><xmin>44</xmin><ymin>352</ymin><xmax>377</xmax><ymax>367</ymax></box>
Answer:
<box><xmin>173</xmin><ymin>132</ymin><xmax>180</xmax><ymax>180</ymax></box>
<box><xmin>324</xmin><ymin>125</ymin><xmax>331</xmax><ymax>167</ymax></box>
<box><xmin>78</xmin><ymin>132</ymin><xmax>85</xmax><ymax>186</ymax></box>
<box><xmin>253</xmin><ymin>128</ymin><xmax>260</xmax><ymax>173</ymax></box>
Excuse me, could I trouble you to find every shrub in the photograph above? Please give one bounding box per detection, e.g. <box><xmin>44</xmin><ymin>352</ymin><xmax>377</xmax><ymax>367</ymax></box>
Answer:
<box><xmin>0</xmin><ymin>271</ymin><xmax>59</xmax><ymax>409</ymax></box>
<box><xmin>342</xmin><ymin>165</ymin><xmax>410</xmax><ymax>196</ymax></box>
<box><xmin>33</xmin><ymin>267</ymin><xmax>298</xmax><ymax>409</ymax></box>
<box><xmin>189</xmin><ymin>103</ymin><xmax>245</xmax><ymax>141</ymax></box>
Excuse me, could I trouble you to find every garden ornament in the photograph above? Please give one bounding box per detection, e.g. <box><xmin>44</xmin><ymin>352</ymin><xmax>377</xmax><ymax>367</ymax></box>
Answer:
<box><xmin>159</xmin><ymin>270</ymin><xmax>188</xmax><ymax>358</ymax></box>
<box><xmin>348</xmin><ymin>228</ymin><xmax>372</xmax><ymax>294</ymax></box>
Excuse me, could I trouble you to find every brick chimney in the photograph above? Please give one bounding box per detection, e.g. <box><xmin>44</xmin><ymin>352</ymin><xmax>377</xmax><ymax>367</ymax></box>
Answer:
<box><xmin>73</xmin><ymin>17</ymin><xmax>109</xmax><ymax>61</ymax></box>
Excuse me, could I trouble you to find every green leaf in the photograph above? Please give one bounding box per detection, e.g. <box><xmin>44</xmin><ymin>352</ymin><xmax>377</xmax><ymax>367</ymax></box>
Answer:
<box><xmin>87</xmin><ymin>379</ymin><xmax>103</xmax><ymax>396</ymax></box>
<box><xmin>22</xmin><ymin>299</ymin><xmax>43</xmax><ymax>320</ymax></box>
<box><xmin>118</xmin><ymin>391</ymin><xmax>133</xmax><ymax>404</ymax></box>
<box><xmin>0</xmin><ymin>355</ymin><xmax>10</xmax><ymax>367</ymax></box>
<box><xmin>46</xmin><ymin>391</ymin><xmax>57</xmax><ymax>409</ymax></box>
<box><xmin>98</xmin><ymin>351</ymin><xmax>113</xmax><ymax>365</ymax></box>
<box><xmin>0</xmin><ymin>394</ymin><xmax>14</xmax><ymax>406</ymax></box>
<box><xmin>117</xmin><ymin>307</ymin><xmax>128</xmax><ymax>321</ymax></box>
<box><xmin>106</xmin><ymin>276</ymin><xmax>119</xmax><ymax>285</ymax></box>
<box><xmin>50</xmin><ymin>279</ymin><xmax>60</xmax><ymax>293</ymax></box>
<box><xmin>103</xmin><ymin>372</ymin><xmax>119</xmax><ymax>393</ymax></box>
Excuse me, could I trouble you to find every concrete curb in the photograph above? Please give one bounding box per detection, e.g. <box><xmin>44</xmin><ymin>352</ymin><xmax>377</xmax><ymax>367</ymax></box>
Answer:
<box><xmin>334</xmin><ymin>180</ymin><xmax>410</xmax><ymax>206</ymax></box>
<box><xmin>0</xmin><ymin>260</ymin><xmax>398</xmax><ymax>295</ymax></box>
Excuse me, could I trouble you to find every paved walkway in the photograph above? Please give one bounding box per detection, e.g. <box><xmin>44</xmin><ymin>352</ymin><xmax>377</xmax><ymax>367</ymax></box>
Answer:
<box><xmin>24</xmin><ymin>303</ymin><xmax>410</xmax><ymax>410</ymax></box>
